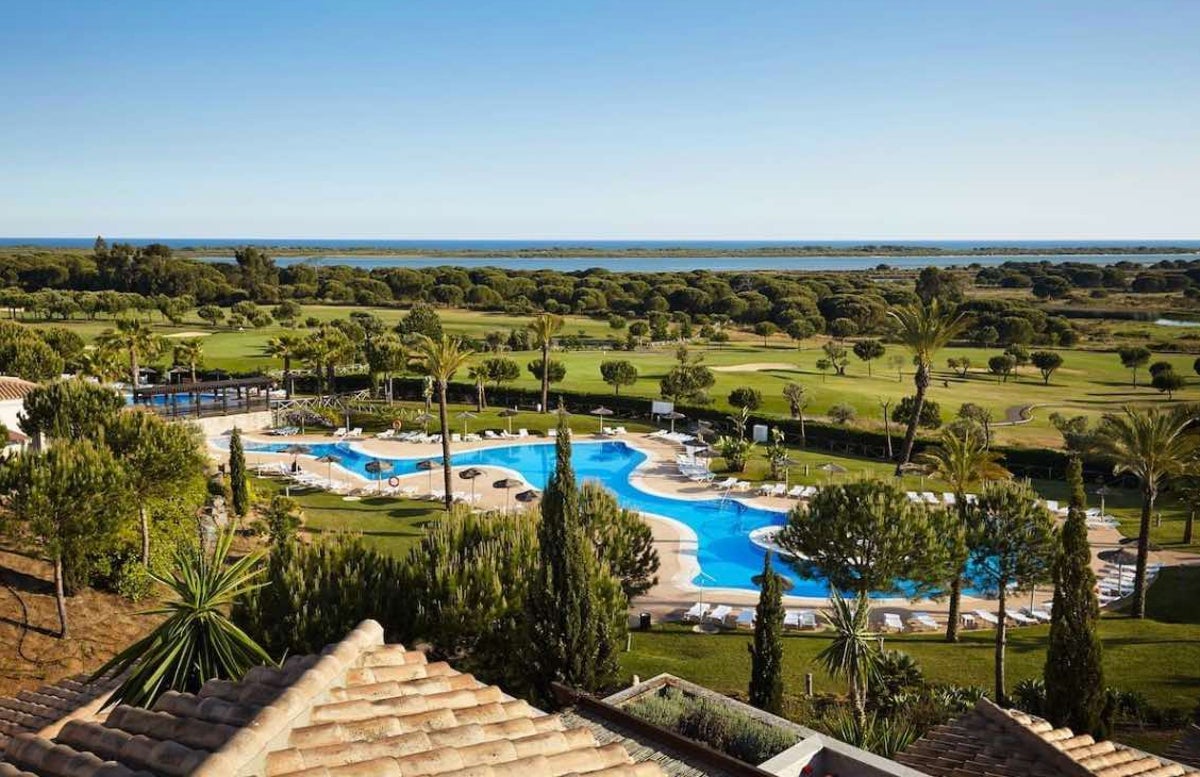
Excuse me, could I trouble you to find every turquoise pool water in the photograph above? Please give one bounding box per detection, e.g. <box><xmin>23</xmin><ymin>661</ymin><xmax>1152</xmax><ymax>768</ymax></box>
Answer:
<box><xmin>239</xmin><ymin>437</ymin><xmax>809</xmax><ymax>593</ymax></box>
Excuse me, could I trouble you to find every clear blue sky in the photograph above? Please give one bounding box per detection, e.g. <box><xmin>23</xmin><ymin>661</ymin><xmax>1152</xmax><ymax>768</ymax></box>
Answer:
<box><xmin>1</xmin><ymin>1</ymin><xmax>1197</xmax><ymax>240</ymax></box>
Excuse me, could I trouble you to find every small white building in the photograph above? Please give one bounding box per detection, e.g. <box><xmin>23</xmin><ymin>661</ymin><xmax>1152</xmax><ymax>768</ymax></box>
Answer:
<box><xmin>0</xmin><ymin>375</ymin><xmax>36</xmax><ymax>433</ymax></box>
<box><xmin>0</xmin><ymin>375</ymin><xmax>36</xmax><ymax>455</ymax></box>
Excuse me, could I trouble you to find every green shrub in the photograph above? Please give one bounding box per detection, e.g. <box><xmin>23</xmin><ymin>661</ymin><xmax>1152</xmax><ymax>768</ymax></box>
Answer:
<box><xmin>624</xmin><ymin>686</ymin><xmax>799</xmax><ymax>765</ymax></box>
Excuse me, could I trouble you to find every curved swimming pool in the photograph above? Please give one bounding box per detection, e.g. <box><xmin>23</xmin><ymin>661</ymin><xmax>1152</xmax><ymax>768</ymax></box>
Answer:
<box><xmin>238</xmin><ymin>437</ymin><xmax>812</xmax><ymax>593</ymax></box>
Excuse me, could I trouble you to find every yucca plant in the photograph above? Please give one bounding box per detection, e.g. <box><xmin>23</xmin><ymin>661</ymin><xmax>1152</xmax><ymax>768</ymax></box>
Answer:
<box><xmin>817</xmin><ymin>589</ymin><xmax>882</xmax><ymax>728</ymax></box>
<box><xmin>94</xmin><ymin>529</ymin><xmax>273</xmax><ymax>709</ymax></box>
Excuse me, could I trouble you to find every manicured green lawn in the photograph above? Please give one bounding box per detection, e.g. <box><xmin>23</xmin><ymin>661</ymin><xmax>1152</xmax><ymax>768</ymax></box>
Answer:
<box><xmin>253</xmin><ymin>478</ymin><xmax>442</xmax><ymax>557</ymax></box>
<box><xmin>621</xmin><ymin>616</ymin><xmax>1200</xmax><ymax>711</ymax></box>
<box><xmin>29</xmin><ymin>304</ymin><xmax>1200</xmax><ymax>453</ymax></box>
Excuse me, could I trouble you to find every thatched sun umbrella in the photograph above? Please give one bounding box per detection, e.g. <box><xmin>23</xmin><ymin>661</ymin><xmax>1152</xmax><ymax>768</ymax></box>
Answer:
<box><xmin>819</xmin><ymin>461</ymin><xmax>848</xmax><ymax>483</ymax></box>
<box><xmin>662</xmin><ymin>410</ymin><xmax>686</xmax><ymax>434</ymax></box>
<box><xmin>413</xmin><ymin>412</ymin><xmax>434</xmax><ymax>434</ymax></box>
<box><xmin>493</xmin><ymin>477</ymin><xmax>523</xmax><ymax>513</ymax></box>
<box><xmin>515</xmin><ymin>488</ymin><xmax>541</xmax><ymax>505</ymax></box>
<box><xmin>456</xmin><ymin>410</ymin><xmax>477</xmax><ymax>437</ymax></box>
<box><xmin>282</xmin><ymin>443</ymin><xmax>309</xmax><ymax>471</ymax></box>
<box><xmin>498</xmin><ymin>408</ymin><xmax>520</xmax><ymax>435</ymax></box>
<box><xmin>416</xmin><ymin>458</ymin><xmax>441</xmax><ymax>493</ymax></box>
<box><xmin>365</xmin><ymin>459</ymin><xmax>394</xmax><ymax>494</ymax></box>
<box><xmin>458</xmin><ymin>467</ymin><xmax>485</xmax><ymax>502</ymax></box>
<box><xmin>1100</xmin><ymin>547</ymin><xmax>1141</xmax><ymax>589</ymax></box>
<box><xmin>897</xmin><ymin>461</ymin><xmax>928</xmax><ymax>489</ymax></box>
<box><xmin>314</xmin><ymin>453</ymin><xmax>340</xmax><ymax>485</ymax></box>
<box><xmin>590</xmin><ymin>406</ymin><xmax>614</xmax><ymax>433</ymax></box>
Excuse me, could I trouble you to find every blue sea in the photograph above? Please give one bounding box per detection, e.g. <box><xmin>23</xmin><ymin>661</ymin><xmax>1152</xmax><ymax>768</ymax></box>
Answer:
<box><xmin>3</xmin><ymin>238</ymin><xmax>1198</xmax><ymax>272</ymax></box>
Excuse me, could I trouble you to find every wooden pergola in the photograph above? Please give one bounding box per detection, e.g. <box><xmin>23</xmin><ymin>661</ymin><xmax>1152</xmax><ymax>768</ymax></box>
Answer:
<box><xmin>131</xmin><ymin>376</ymin><xmax>274</xmax><ymax>419</ymax></box>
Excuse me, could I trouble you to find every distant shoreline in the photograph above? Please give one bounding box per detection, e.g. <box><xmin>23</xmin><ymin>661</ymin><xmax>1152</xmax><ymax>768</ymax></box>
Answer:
<box><xmin>3</xmin><ymin>241</ymin><xmax>1199</xmax><ymax>259</ymax></box>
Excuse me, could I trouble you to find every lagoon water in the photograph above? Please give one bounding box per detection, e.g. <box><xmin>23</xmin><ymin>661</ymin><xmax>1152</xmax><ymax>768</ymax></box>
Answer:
<box><xmin>4</xmin><ymin>238</ymin><xmax>1198</xmax><ymax>272</ymax></box>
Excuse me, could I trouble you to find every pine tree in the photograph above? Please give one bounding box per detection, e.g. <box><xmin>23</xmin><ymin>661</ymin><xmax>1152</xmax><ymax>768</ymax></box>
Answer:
<box><xmin>229</xmin><ymin>428</ymin><xmax>249</xmax><ymax>518</ymax></box>
<box><xmin>526</xmin><ymin>408</ymin><xmax>623</xmax><ymax>705</ymax></box>
<box><xmin>748</xmin><ymin>551</ymin><xmax>784</xmax><ymax>714</ymax></box>
<box><xmin>1044</xmin><ymin>456</ymin><xmax>1105</xmax><ymax>735</ymax></box>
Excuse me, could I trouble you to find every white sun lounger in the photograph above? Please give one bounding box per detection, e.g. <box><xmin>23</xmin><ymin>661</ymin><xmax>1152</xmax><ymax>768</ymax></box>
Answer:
<box><xmin>972</xmin><ymin>609</ymin><xmax>1000</xmax><ymax>626</ymax></box>
<box><xmin>882</xmin><ymin>613</ymin><xmax>904</xmax><ymax>631</ymax></box>
<box><xmin>787</xmin><ymin>485</ymin><xmax>806</xmax><ymax>498</ymax></box>
<box><xmin>770</xmin><ymin>483</ymin><xmax>787</xmax><ymax>497</ymax></box>
<box><xmin>910</xmin><ymin>612</ymin><xmax>939</xmax><ymax>630</ymax></box>
<box><xmin>707</xmin><ymin>605</ymin><xmax>733</xmax><ymax>624</ymax></box>
<box><xmin>942</xmin><ymin>492</ymin><xmax>957</xmax><ymax>505</ymax></box>
<box><xmin>758</xmin><ymin>483</ymin><xmax>777</xmax><ymax>495</ymax></box>
<box><xmin>784</xmin><ymin>610</ymin><xmax>817</xmax><ymax>629</ymax></box>
<box><xmin>376</xmin><ymin>429</ymin><xmax>395</xmax><ymax>439</ymax></box>
<box><xmin>683</xmin><ymin>603</ymin><xmax>709</xmax><ymax>622</ymax></box>
<box><xmin>1023</xmin><ymin>607</ymin><xmax>1051</xmax><ymax>623</ymax></box>
<box><xmin>921</xmin><ymin>492</ymin><xmax>940</xmax><ymax>505</ymax></box>
<box><xmin>714</xmin><ymin>477</ymin><xmax>738</xmax><ymax>490</ymax></box>
<box><xmin>332</xmin><ymin>427</ymin><xmax>347</xmax><ymax>437</ymax></box>
<box><xmin>736</xmin><ymin>609</ymin><xmax>756</xmax><ymax>628</ymax></box>
<box><xmin>517</xmin><ymin>428</ymin><xmax>530</xmax><ymax>438</ymax></box>
<box><xmin>905</xmin><ymin>491</ymin><xmax>921</xmax><ymax>502</ymax></box>
<box><xmin>1007</xmin><ymin>611</ymin><xmax>1035</xmax><ymax>626</ymax></box>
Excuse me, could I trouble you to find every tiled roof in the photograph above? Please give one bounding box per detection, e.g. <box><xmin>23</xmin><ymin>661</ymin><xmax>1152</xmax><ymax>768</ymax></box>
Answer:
<box><xmin>0</xmin><ymin>377</ymin><xmax>36</xmax><ymax>403</ymax></box>
<box><xmin>0</xmin><ymin>620</ymin><xmax>665</xmax><ymax>777</ymax></box>
<box><xmin>0</xmin><ymin>674</ymin><xmax>122</xmax><ymax>755</ymax></box>
<box><xmin>1167</xmin><ymin>726</ymin><xmax>1200</xmax><ymax>770</ymax></box>
<box><xmin>897</xmin><ymin>698</ymin><xmax>1197</xmax><ymax>777</ymax></box>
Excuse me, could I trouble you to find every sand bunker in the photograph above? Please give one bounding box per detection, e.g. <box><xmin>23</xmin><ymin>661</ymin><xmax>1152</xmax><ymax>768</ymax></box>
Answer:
<box><xmin>711</xmin><ymin>362</ymin><xmax>797</xmax><ymax>373</ymax></box>
<box><xmin>164</xmin><ymin>331</ymin><xmax>212</xmax><ymax>338</ymax></box>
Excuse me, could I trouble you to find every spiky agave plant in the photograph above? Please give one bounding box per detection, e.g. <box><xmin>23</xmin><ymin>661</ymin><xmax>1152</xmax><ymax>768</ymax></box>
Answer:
<box><xmin>94</xmin><ymin>529</ymin><xmax>273</xmax><ymax>708</ymax></box>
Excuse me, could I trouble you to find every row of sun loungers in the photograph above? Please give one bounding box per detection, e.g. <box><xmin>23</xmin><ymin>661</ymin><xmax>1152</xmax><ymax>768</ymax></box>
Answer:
<box><xmin>682</xmin><ymin>603</ymin><xmax>820</xmax><ymax>630</ymax></box>
<box><xmin>370</xmin><ymin>428</ymin><xmax>535</xmax><ymax>443</ymax></box>
<box><xmin>648</xmin><ymin>430</ymin><xmax>696</xmax><ymax>445</ymax></box>
<box><xmin>331</xmin><ymin>427</ymin><xmax>364</xmax><ymax>438</ymax></box>
<box><xmin>602</xmin><ymin>426</ymin><xmax>628</xmax><ymax>436</ymax></box>
<box><xmin>756</xmin><ymin>483</ymin><xmax>820</xmax><ymax>499</ymax></box>
<box><xmin>267</xmin><ymin>426</ymin><xmax>300</xmax><ymax>436</ymax></box>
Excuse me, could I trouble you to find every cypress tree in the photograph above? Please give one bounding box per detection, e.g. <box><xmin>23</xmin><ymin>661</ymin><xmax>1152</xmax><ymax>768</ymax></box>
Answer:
<box><xmin>748</xmin><ymin>551</ymin><xmax>784</xmax><ymax>714</ymax></box>
<box><xmin>1044</xmin><ymin>456</ymin><xmax>1105</xmax><ymax>735</ymax></box>
<box><xmin>229</xmin><ymin>428</ymin><xmax>249</xmax><ymax>518</ymax></box>
<box><xmin>526</xmin><ymin>407</ymin><xmax>622</xmax><ymax>704</ymax></box>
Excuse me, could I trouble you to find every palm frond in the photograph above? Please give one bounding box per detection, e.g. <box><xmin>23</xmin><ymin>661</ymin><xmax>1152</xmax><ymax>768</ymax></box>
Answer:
<box><xmin>93</xmin><ymin>529</ymin><xmax>273</xmax><ymax>709</ymax></box>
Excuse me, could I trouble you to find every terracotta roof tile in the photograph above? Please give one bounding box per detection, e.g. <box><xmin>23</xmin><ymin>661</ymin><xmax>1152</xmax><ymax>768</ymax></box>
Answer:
<box><xmin>897</xmin><ymin>698</ymin><xmax>1197</xmax><ymax>777</ymax></box>
<box><xmin>0</xmin><ymin>621</ymin><xmax>665</xmax><ymax>777</ymax></box>
<box><xmin>0</xmin><ymin>377</ymin><xmax>36</xmax><ymax>403</ymax></box>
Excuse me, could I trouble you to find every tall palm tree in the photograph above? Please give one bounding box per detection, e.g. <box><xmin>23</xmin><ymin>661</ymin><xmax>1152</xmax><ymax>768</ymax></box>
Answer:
<box><xmin>93</xmin><ymin>528</ymin><xmax>272</xmax><ymax>709</ymax></box>
<box><xmin>888</xmin><ymin>300</ymin><xmax>968</xmax><ymax>473</ymax></box>
<box><xmin>918</xmin><ymin>428</ymin><xmax>1010</xmax><ymax>641</ymax></box>
<box><xmin>265</xmin><ymin>333</ymin><xmax>303</xmax><ymax>398</ymax></box>
<box><xmin>172</xmin><ymin>338</ymin><xmax>205</xmax><ymax>384</ymax></box>
<box><xmin>96</xmin><ymin>318</ymin><xmax>164</xmax><ymax>388</ymax></box>
<box><xmin>77</xmin><ymin>345</ymin><xmax>123</xmax><ymax>384</ymax></box>
<box><xmin>300</xmin><ymin>326</ymin><xmax>353</xmax><ymax>396</ymax></box>
<box><xmin>1091</xmin><ymin>406</ymin><xmax>1199</xmax><ymax>617</ymax></box>
<box><xmin>527</xmin><ymin>313</ymin><xmax>563</xmax><ymax>413</ymax></box>
<box><xmin>467</xmin><ymin>364</ymin><xmax>487</xmax><ymax>411</ymax></box>
<box><xmin>817</xmin><ymin>590</ymin><xmax>881</xmax><ymax>728</ymax></box>
<box><xmin>412</xmin><ymin>334</ymin><xmax>474</xmax><ymax>510</ymax></box>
